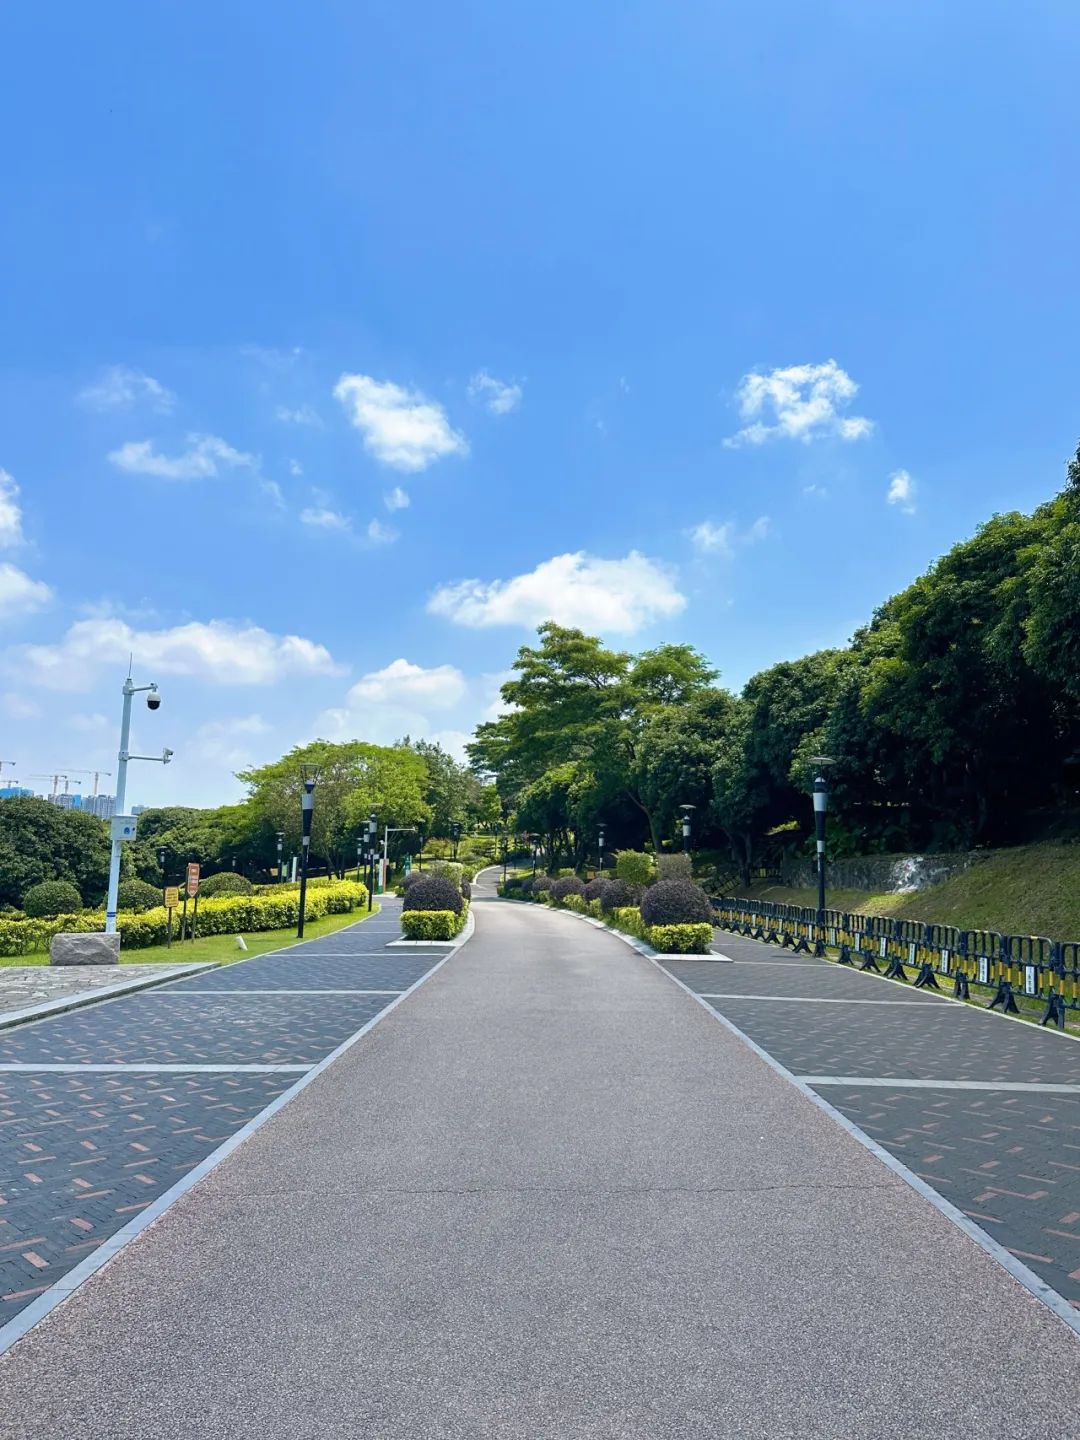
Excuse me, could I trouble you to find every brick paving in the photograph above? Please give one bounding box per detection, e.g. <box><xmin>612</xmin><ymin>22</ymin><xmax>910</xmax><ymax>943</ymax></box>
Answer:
<box><xmin>664</xmin><ymin>937</ymin><xmax>1080</xmax><ymax>1311</ymax></box>
<box><xmin>0</xmin><ymin>899</ymin><xmax>448</xmax><ymax>1328</ymax></box>
<box><xmin>0</xmin><ymin>963</ymin><xmax>212</xmax><ymax>1025</ymax></box>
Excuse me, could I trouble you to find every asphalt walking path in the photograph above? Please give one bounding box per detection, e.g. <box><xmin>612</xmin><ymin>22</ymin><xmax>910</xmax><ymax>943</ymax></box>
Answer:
<box><xmin>0</xmin><ymin>876</ymin><xmax>1077</xmax><ymax>1438</ymax></box>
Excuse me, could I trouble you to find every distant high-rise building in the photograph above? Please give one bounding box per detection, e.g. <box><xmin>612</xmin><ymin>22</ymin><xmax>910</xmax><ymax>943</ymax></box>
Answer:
<box><xmin>48</xmin><ymin>792</ymin><xmax>82</xmax><ymax>811</ymax></box>
<box><xmin>131</xmin><ymin>804</ymin><xmax>148</xmax><ymax>816</ymax></box>
<box><xmin>0</xmin><ymin>785</ymin><xmax>33</xmax><ymax>800</ymax></box>
<box><xmin>81</xmin><ymin>794</ymin><xmax>116</xmax><ymax>820</ymax></box>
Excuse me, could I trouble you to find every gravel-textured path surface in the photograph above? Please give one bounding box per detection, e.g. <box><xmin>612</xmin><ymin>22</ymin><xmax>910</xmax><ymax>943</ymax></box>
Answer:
<box><xmin>0</xmin><ymin>875</ymin><xmax>1077</xmax><ymax>1438</ymax></box>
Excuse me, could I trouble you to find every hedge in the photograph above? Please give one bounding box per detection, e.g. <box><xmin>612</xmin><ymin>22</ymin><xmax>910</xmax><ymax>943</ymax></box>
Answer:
<box><xmin>643</xmin><ymin>923</ymin><xmax>713</xmax><ymax>954</ymax></box>
<box><xmin>400</xmin><ymin>903</ymin><xmax>469</xmax><ymax>941</ymax></box>
<box><xmin>0</xmin><ymin>880</ymin><xmax>368</xmax><ymax>956</ymax></box>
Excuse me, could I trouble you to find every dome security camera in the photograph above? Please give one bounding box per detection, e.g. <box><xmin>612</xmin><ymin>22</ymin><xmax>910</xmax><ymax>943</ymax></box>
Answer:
<box><xmin>146</xmin><ymin>686</ymin><xmax>161</xmax><ymax>711</ymax></box>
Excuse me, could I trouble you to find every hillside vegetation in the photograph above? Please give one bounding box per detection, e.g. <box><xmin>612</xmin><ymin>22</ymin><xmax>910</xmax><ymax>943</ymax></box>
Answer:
<box><xmin>743</xmin><ymin>842</ymin><xmax>1080</xmax><ymax>940</ymax></box>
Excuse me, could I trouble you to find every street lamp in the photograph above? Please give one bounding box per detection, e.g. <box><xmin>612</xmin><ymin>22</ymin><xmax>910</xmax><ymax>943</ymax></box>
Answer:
<box><xmin>810</xmin><ymin>757</ymin><xmax>834</xmax><ymax>957</ymax></box>
<box><xmin>105</xmin><ymin>674</ymin><xmax>172</xmax><ymax>934</ymax></box>
<box><xmin>501</xmin><ymin>828</ymin><xmax>509</xmax><ymax>884</ymax></box>
<box><xmin>296</xmin><ymin>765</ymin><xmax>319</xmax><ymax>938</ymax></box>
<box><xmin>157</xmin><ymin>845</ymin><xmax>167</xmax><ymax>883</ymax></box>
<box><xmin>355</xmin><ymin>836</ymin><xmax>363</xmax><ymax>885</ymax></box>
<box><xmin>451</xmin><ymin>821</ymin><xmax>461</xmax><ymax>861</ymax></box>
<box><xmin>598</xmin><ymin>823</ymin><xmax>606</xmax><ymax>875</ymax></box>
<box><xmin>367</xmin><ymin>811</ymin><xmax>378</xmax><ymax>911</ymax></box>
<box><xmin>417</xmin><ymin>825</ymin><xmax>425</xmax><ymax>871</ymax></box>
<box><xmin>276</xmin><ymin>831</ymin><xmax>285</xmax><ymax>884</ymax></box>
<box><xmin>679</xmin><ymin>804</ymin><xmax>696</xmax><ymax>855</ymax></box>
<box><xmin>533</xmin><ymin>845</ymin><xmax>540</xmax><ymax>876</ymax></box>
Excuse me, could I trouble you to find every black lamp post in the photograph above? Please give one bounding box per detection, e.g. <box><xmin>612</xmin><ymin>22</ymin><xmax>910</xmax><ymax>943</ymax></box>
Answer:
<box><xmin>679</xmin><ymin>804</ymin><xmax>696</xmax><ymax>854</ymax></box>
<box><xmin>417</xmin><ymin>825</ymin><xmax>425</xmax><ymax>871</ymax></box>
<box><xmin>276</xmin><ymin>831</ymin><xmax>285</xmax><ymax>884</ymax></box>
<box><xmin>367</xmin><ymin>811</ymin><xmax>378</xmax><ymax>911</ymax></box>
<box><xmin>811</xmin><ymin>757</ymin><xmax>833</xmax><ymax>957</ymax></box>
<box><xmin>532</xmin><ymin>845</ymin><xmax>539</xmax><ymax>877</ymax></box>
<box><xmin>296</xmin><ymin>766</ymin><xmax>318</xmax><ymax>938</ymax></box>
<box><xmin>356</xmin><ymin>837</ymin><xmax>363</xmax><ymax>885</ymax></box>
<box><xmin>451</xmin><ymin>821</ymin><xmax>461</xmax><ymax>861</ymax></box>
<box><xmin>598</xmin><ymin>823</ymin><xmax>606</xmax><ymax>875</ymax></box>
<box><xmin>157</xmin><ymin>845</ymin><xmax>167</xmax><ymax>884</ymax></box>
<box><xmin>501</xmin><ymin>829</ymin><xmax>509</xmax><ymax>884</ymax></box>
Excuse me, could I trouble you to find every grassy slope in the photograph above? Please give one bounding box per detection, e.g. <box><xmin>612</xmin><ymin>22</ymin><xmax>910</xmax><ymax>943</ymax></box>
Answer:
<box><xmin>1</xmin><ymin>904</ymin><xmax>381</xmax><ymax>969</ymax></box>
<box><xmin>739</xmin><ymin>842</ymin><xmax>1080</xmax><ymax>940</ymax></box>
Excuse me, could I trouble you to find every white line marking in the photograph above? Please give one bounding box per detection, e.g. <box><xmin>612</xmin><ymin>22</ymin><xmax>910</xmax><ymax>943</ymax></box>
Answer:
<box><xmin>799</xmin><ymin>1076</ymin><xmax>1080</xmax><ymax>1094</ymax></box>
<box><xmin>134</xmin><ymin>989</ymin><xmax>404</xmax><ymax>997</ymax></box>
<box><xmin>0</xmin><ymin>907</ymin><xmax>473</xmax><ymax>1357</ymax></box>
<box><xmin>640</xmin><ymin>950</ymin><xmax>1080</xmax><ymax>1339</ymax></box>
<box><xmin>0</xmin><ymin>1063</ymin><xmax>311</xmax><ymax>1073</ymax></box>
<box><xmin>699</xmin><ymin>993</ymin><xmax>944</xmax><ymax>1006</ymax></box>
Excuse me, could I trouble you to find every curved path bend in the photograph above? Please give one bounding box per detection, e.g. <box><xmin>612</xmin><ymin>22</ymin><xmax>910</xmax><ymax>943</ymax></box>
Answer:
<box><xmin>0</xmin><ymin>870</ymin><xmax>1077</xmax><ymax>1438</ymax></box>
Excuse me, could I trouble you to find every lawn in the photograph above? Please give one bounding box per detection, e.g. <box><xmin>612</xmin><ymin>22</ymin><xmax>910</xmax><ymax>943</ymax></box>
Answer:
<box><xmin>0</xmin><ymin>903</ymin><xmax>381</xmax><ymax>968</ymax></box>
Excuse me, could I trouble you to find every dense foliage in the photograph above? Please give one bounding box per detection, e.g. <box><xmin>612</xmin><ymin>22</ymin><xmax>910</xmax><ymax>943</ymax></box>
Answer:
<box><xmin>0</xmin><ymin>798</ymin><xmax>110</xmax><ymax>907</ymax></box>
<box><xmin>117</xmin><ymin>878</ymin><xmax>162</xmax><ymax>912</ymax></box>
<box><xmin>639</xmin><ymin>880</ymin><xmax>714</xmax><ymax>927</ymax></box>
<box><xmin>469</xmin><ymin>449</ymin><xmax>1080</xmax><ymax>877</ymax></box>
<box><xmin>583</xmin><ymin>877</ymin><xmax>610</xmax><ymax>902</ymax></box>
<box><xmin>402</xmin><ymin>874</ymin><xmax>464</xmax><ymax>915</ymax></box>
<box><xmin>551</xmin><ymin>875</ymin><xmax>586</xmax><ymax>902</ymax></box>
<box><xmin>199</xmin><ymin>871</ymin><xmax>254</xmax><ymax>898</ymax></box>
<box><xmin>599</xmin><ymin>878</ymin><xmax>635</xmax><ymax>913</ymax></box>
<box><xmin>22</xmin><ymin>879</ymin><xmax>83</xmax><ymax>917</ymax></box>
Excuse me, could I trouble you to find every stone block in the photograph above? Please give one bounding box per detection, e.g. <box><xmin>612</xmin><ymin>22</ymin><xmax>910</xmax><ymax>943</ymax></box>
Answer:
<box><xmin>49</xmin><ymin>932</ymin><xmax>121</xmax><ymax>966</ymax></box>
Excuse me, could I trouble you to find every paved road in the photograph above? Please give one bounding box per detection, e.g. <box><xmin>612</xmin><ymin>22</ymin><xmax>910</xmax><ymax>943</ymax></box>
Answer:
<box><xmin>0</xmin><ymin>876</ymin><xmax>1077</xmax><ymax>1438</ymax></box>
<box><xmin>0</xmin><ymin>900</ymin><xmax>448</xmax><ymax>1329</ymax></box>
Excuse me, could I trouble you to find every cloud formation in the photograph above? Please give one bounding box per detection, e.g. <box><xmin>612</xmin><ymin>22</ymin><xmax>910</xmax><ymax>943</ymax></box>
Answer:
<box><xmin>886</xmin><ymin>469</ymin><xmax>917</xmax><ymax>513</ymax></box>
<box><xmin>318</xmin><ymin>658</ymin><xmax>467</xmax><ymax>744</ymax></box>
<box><xmin>78</xmin><ymin>366</ymin><xmax>175</xmax><ymax>414</ymax></box>
<box><xmin>109</xmin><ymin>434</ymin><xmax>255</xmax><ymax>480</ymax></box>
<box><xmin>688</xmin><ymin>516</ymin><xmax>770</xmax><ymax>556</ymax></box>
<box><xmin>0</xmin><ymin>469</ymin><xmax>25</xmax><ymax>548</ymax></box>
<box><xmin>384</xmin><ymin>487</ymin><xmax>410</xmax><ymax>512</ymax></box>
<box><xmin>16</xmin><ymin>617</ymin><xmax>342</xmax><ymax>690</ymax></box>
<box><xmin>300</xmin><ymin>505</ymin><xmax>352</xmax><ymax>533</ymax></box>
<box><xmin>724</xmin><ymin>360</ymin><xmax>873</xmax><ymax>447</ymax></box>
<box><xmin>0</xmin><ymin>563</ymin><xmax>53</xmax><ymax>620</ymax></box>
<box><xmin>468</xmin><ymin>370</ymin><xmax>523</xmax><ymax>415</ymax></box>
<box><xmin>275</xmin><ymin>404</ymin><xmax>322</xmax><ymax>426</ymax></box>
<box><xmin>428</xmin><ymin>551</ymin><xmax>685</xmax><ymax>634</ymax></box>
<box><xmin>334</xmin><ymin>374</ymin><xmax>467</xmax><ymax>472</ymax></box>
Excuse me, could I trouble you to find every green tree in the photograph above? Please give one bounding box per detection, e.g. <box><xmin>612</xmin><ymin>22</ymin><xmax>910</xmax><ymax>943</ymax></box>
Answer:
<box><xmin>0</xmin><ymin>797</ymin><xmax>111</xmax><ymax>907</ymax></box>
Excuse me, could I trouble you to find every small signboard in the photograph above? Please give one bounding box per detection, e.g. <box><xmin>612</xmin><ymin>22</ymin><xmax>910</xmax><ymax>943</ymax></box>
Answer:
<box><xmin>164</xmin><ymin>886</ymin><xmax>180</xmax><ymax>909</ymax></box>
<box><xmin>186</xmin><ymin>862</ymin><xmax>200</xmax><ymax>898</ymax></box>
<box><xmin>110</xmin><ymin>814</ymin><xmax>138</xmax><ymax>842</ymax></box>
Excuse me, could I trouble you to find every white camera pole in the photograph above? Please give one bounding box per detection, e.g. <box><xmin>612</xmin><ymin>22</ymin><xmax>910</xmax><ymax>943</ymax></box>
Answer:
<box><xmin>104</xmin><ymin>673</ymin><xmax>170</xmax><ymax>933</ymax></box>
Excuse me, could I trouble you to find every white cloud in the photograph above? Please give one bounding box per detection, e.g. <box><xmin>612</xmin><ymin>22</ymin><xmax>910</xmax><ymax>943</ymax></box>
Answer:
<box><xmin>191</xmin><ymin>714</ymin><xmax>271</xmax><ymax>769</ymax></box>
<box><xmin>0</xmin><ymin>563</ymin><xmax>53</xmax><ymax>620</ymax></box>
<box><xmin>887</xmin><ymin>469</ymin><xmax>917</xmax><ymax>514</ymax></box>
<box><xmin>301</xmin><ymin>505</ymin><xmax>352</xmax><ymax>533</ymax></box>
<box><xmin>288</xmin><ymin>459</ymin><xmax>304</xmax><ymax>476</ymax></box>
<box><xmin>366</xmin><ymin>518</ymin><xmax>398</xmax><ymax>545</ymax></box>
<box><xmin>2</xmin><ymin>691</ymin><xmax>40</xmax><ymax>720</ymax></box>
<box><xmin>259</xmin><ymin>477</ymin><xmax>286</xmax><ymax>509</ymax></box>
<box><xmin>109</xmin><ymin>433</ymin><xmax>255</xmax><ymax>480</ymax></box>
<box><xmin>15</xmin><ymin>617</ymin><xmax>343</xmax><ymax>690</ymax></box>
<box><xmin>275</xmin><ymin>404</ymin><xmax>322</xmax><ymax>427</ymax></box>
<box><xmin>468</xmin><ymin>370</ymin><xmax>523</xmax><ymax>415</ymax></box>
<box><xmin>333</xmin><ymin>373</ymin><xmax>468</xmax><ymax>472</ymax></box>
<box><xmin>317</xmin><ymin>658</ymin><xmax>467</xmax><ymax>744</ymax></box>
<box><xmin>724</xmin><ymin>360</ymin><xmax>873</xmax><ymax>447</ymax></box>
<box><xmin>78</xmin><ymin>366</ymin><xmax>175</xmax><ymax>414</ymax></box>
<box><xmin>0</xmin><ymin>469</ymin><xmax>24</xmax><ymax>548</ymax></box>
<box><xmin>427</xmin><ymin>551</ymin><xmax>685</xmax><ymax>635</ymax></box>
<box><xmin>802</xmin><ymin>483</ymin><xmax>829</xmax><ymax>498</ymax></box>
<box><xmin>348</xmin><ymin>658</ymin><xmax>467</xmax><ymax>710</ymax></box>
<box><xmin>689</xmin><ymin>520</ymin><xmax>734</xmax><ymax>556</ymax></box>
<box><xmin>384</xmin><ymin>486</ymin><xmax>410</xmax><ymax>512</ymax></box>
<box><xmin>688</xmin><ymin>516</ymin><xmax>770</xmax><ymax>556</ymax></box>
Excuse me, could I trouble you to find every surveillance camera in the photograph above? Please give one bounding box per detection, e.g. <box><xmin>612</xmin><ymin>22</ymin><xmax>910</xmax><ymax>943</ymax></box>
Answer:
<box><xmin>146</xmin><ymin>686</ymin><xmax>161</xmax><ymax>711</ymax></box>
<box><xmin>162</xmin><ymin>747</ymin><xmax>174</xmax><ymax>765</ymax></box>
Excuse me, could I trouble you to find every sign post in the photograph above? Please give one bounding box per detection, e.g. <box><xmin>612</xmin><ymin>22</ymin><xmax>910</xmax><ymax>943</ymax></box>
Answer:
<box><xmin>186</xmin><ymin>863</ymin><xmax>200</xmax><ymax>943</ymax></box>
<box><xmin>164</xmin><ymin>885</ymin><xmax>179</xmax><ymax>949</ymax></box>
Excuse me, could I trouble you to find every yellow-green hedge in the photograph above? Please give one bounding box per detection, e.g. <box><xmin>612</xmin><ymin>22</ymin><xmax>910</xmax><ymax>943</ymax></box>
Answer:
<box><xmin>400</xmin><ymin>902</ymin><xmax>469</xmax><ymax>941</ymax></box>
<box><xmin>0</xmin><ymin>880</ymin><xmax>368</xmax><ymax>955</ymax></box>
<box><xmin>643</xmin><ymin>922</ymin><xmax>713</xmax><ymax>954</ymax></box>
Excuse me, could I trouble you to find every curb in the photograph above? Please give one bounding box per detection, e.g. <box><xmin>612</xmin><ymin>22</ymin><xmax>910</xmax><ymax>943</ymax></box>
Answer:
<box><xmin>0</xmin><ymin>962</ymin><xmax>220</xmax><ymax>1032</ymax></box>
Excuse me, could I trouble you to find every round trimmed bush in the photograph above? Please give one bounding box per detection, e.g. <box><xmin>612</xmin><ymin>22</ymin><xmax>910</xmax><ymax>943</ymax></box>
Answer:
<box><xmin>583</xmin><ymin>876</ymin><xmax>610</xmax><ymax>903</ymax></box>
<box><xmin>117</xmin><ymin>878</ymin><xmax>161</xmax><ymax>913</ymax></box>
<box><xmin>402</xmin><ymin>874</ymin><xmax>464</xmax><ymax>915</ymax></box>
<box><xmin>551</xmin><ymin>875</ymin><xmax>586</xmax><ymax>903</ymax></box>
<box><xmin>598</xmin><ymin>878</ymin><xmax>635</xmax><ymax>914</ymax></box>
<box><xmin>401</xmin><ymin>871</ymin><xmax>425</xmax><ymax>891</ymax></box>
<box><xmin>23</xmin><ymin>880</ymin><xmax>83</xmax><ymax>917</ymax></box>
<box><xmin>200</xmin><ymin>871</ymin><xmax>254</xmax><ymax>898</ymax></box>
<box><xmin>532</xmin><ymin>875</ymin><xmax>553</xmax><ymax>895</ymax></box>
<box><xmin>518</xmin><ymin>876</ymin><xmax>535</xmax><ymax>896</ymax></box>
<box><xmin>639</xmin><ymin>879</ymin><xmax>714</xmax><ymax>927</ymax></box>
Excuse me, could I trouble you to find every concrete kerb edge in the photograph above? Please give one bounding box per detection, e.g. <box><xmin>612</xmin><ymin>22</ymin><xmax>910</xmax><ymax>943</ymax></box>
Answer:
<box><xmin>642</xmin><ymin>949</ymin><xmax>1080</xmax><ymax>1342</ymax></box>
<box><xmin>0</xmin><ymin>963</ymin><xmax>219</xmax><ymax>1032</ymax></box>
<box><xmin>0</xmin><ymin>901</ymin><xmax>474</xmax><ymax>1358</ymax></box>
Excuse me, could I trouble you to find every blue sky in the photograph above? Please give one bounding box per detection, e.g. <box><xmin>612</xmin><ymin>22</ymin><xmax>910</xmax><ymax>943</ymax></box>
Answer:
<box><xmin>1</xmin><ymin>2</ymin><xmax>1078</xmax><ymax>807</ymax></box>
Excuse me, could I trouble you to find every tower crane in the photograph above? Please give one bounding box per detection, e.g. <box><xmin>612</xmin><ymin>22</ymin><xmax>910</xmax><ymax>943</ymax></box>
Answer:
<box><xmin>24</xmin><ymin>774</ymin><xmax>82</xmax><ymax>798</ymax></box>
<box><xmin>58</xmin><ymin>768</ymin><xmax>113</xmax><ymax>796</ymax></box>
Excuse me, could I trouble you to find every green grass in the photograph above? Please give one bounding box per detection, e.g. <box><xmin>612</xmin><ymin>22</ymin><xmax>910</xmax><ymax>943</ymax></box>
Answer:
<box><xmin>0</xmin><ymin>903</ymin><xmax>381</xmax><ymax>969</ymax></box>
<box><xmin>739</xmin><ymin>842</ymin><xmax>1080</xmax><ymax>941</ymax></box>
